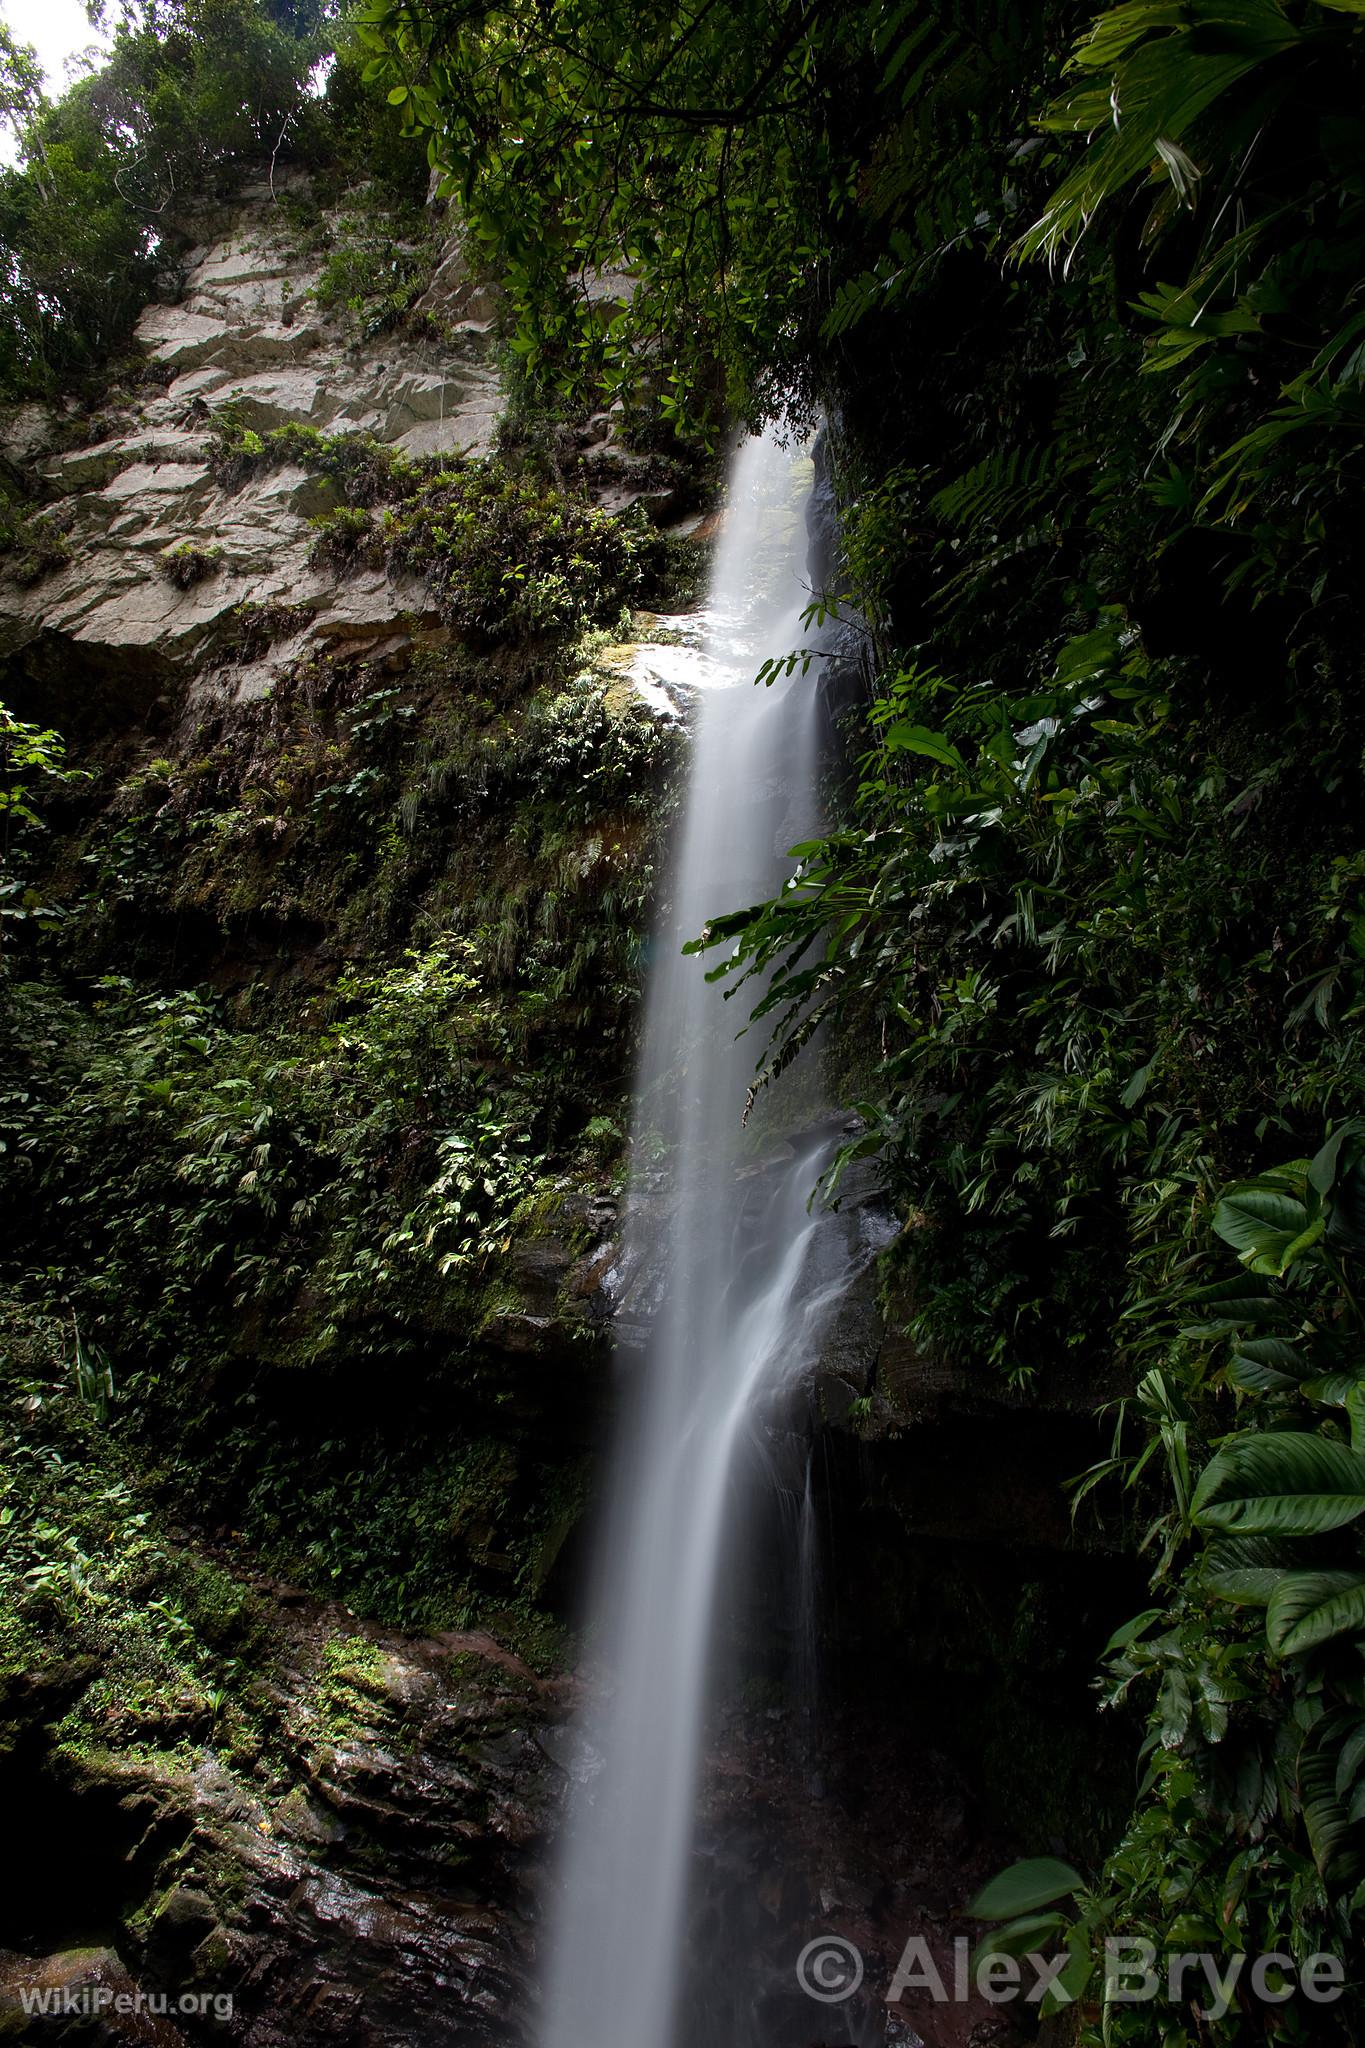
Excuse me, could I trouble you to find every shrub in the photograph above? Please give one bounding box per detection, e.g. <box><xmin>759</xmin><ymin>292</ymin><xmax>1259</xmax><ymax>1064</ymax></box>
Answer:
<box><xmin>384</xmin><ymin>462</ymin><xmax>661</xmax><ymax>641</ymax></box>
<box><xmin>158</xmin><ymin>541</ymin><xmax>223</xmax><ymax>589</ymax></box>
<box><xmin>307</xmin><ymin>505</ymin><xmax>381</xmax><ymax>571</ymax></box>
<box><xmin>207</xmin><ymin>413</ymin><xmax>418</xmax><ymax>504</ymax></box>
<box><xmin>312</xmin><ymin>208</ymin><xmax>438</xmax><ymax>339</ymax></box>
<box><xmin>1</xmin><ymin>511</ymin><xmax>74</xmax><ymax>585</ymax></box>
<box><xmin>226</xmin><ymin>598</ymin><xmax>315</xmax><ymax>661</ymax></box>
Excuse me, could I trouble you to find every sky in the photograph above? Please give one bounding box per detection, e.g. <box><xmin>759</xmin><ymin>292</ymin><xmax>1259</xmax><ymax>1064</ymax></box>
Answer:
<box><xmin>0</xmin><ymin>0</ymin><xmax>111</xmax><ymax>164</ymax></box>
<box><xmin>2</xmin><ymin>0</ymin><xmax>110</xmax><ymax>92</ymax></box>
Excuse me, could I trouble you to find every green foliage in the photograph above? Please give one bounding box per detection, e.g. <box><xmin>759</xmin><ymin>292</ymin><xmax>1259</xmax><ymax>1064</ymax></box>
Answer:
<box><xmin>0</xmin><ymin>701</ymin><xmax>85</xmax><ymax>835</ymax></box>
<box><xmin>206</xmin><ymin>411</ymin><xmax>662</xmax><ymax>640</ymax></box>
<box><xmin>207</xmin><ymin>413</ymin><xmax>419</xmax><ymax>498</ymax></box>
<box><xmin>159</xmin><ymin>540</ymin><xmax>223</xmax><ymax>587</ymax></box>
<box><xmin>962</xmin><ymin>1133</ymin><xmax>1365</xmax><ymax>2033</ymax></box>
<box><xmin>6</xmin><ymin>0</ymin><xmax>1364</xmax><ymax>2005</ymax></box>
<box><xmin>0</xmin><ymin>627</ymin><xmax>674</xmax><ymax>1637</ymax></box>
<box><xmin>1</xmin><ymin>700</ymin><xmax>91</xmax><ymax>950</ymax></box>
<box><xmin>0</xmin><ymin>0</ymin><xmax>444</xmax><ymax>402</ymax></box>
<box><xmin>0</xmin><ymin>0</ymin><xmax>331</xmax><ymax>399</ymax></box>
<box><xmin>0</xmin><ymin>956</ymin><xmax>574</xmax><ymax>1629</ymax></box>
<box><xmin>7</xmin><ymin>949</ymin><xmax>545</xmax><ymax>1349</ymax></box>
<box><xmin>386</xmin><ymin>463</ymin><xmax>661</xmax><ymax>640</ymax></box>
<box><xmin>306</xmin><ymin>503</ymin><xmax>381</xmax><ymax>569</ymax></box>
<box><xmin>0</xmin><ymin>509</ymin><xmax>74</xmax><ymax>585</ymax></box>
<box><xmin>1019</xmin><ymin>0</ymin><xmax>1365</xmax><ymax>610</ymax></box>
<box><xmin>0</xmin><ymin>1300</ymin><xmax>272</xmax><ymax>1759</ymax></box>
<box><xmin>311</xmin><ymin>197</ymin><xmax>439</xmax><ymax>337</ymax></box>
<box><xmin>356</xmin><ymin>0</ymin><xmax>851</xmax><ymax>430</ymax></box>
<box><xmin>410</xmin><ymin>0</ymin><xmax>1361</xmax><ymax>2006</ymax></box>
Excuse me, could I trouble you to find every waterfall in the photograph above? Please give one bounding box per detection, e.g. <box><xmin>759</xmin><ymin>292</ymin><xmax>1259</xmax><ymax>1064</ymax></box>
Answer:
<box><xmin>540</xmin><ymin>427</ymin><xmax>852</xmax><ymax>2048</ymax></box>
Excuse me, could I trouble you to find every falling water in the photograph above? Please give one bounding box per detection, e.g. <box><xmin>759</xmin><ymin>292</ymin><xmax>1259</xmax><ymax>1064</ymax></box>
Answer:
<box><xmin>540</xmin><ymin>428</ymin><xmax>852</xmax><ymax>2048</ymax></box>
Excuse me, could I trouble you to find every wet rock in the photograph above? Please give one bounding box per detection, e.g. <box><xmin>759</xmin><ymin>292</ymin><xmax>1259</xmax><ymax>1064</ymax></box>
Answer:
<box><xmin>146</xmin><ymin>1886</ymin><xmax>217</xmax><ymax>1967</ymax></box>
<box><xmin>0</xmin><ymin>1947</ymin><xmax>187</xmax><ymax>2046</ymax></box>
<box><xmin>9</xmin><ymin>1594</ymin><xmax>557</xmax><ymax>2048</ymax></box>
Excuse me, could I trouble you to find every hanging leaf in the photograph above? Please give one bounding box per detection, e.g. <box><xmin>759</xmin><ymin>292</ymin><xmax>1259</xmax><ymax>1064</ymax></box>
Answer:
<box><xmin>969</xmin><ymin>1858</ymin><xmax>1085</xmax><ymax>1920</ymax></box>
<box><xmin>1192</xmin><ymin>1433</ymin><xmax>1365</xmax><ymax>1537</ymax></box>
<box><xmin>1300</xmin><ymin>1714</ymin><xmax>1365</xmax><ymax>1886</ymax></box>
<box><xmin>1181</xmin><ymin>1273</ymin><xmax>1293</xmax><ymax>1332</ymax></box>
<box><xmin>880</xmin><ymin>722</ymin><xmax>967</xmax><ymax>770</ymax></box>
<box><xmin>1266</xmin><ymin>1571</ymin><xmax>1365</xmax><ymax>1656</ymax></box>
<box><xmin>1212</xmin><ymin>1181</ymin><xmax>1319</xmax><ymax>1275</ymax></box>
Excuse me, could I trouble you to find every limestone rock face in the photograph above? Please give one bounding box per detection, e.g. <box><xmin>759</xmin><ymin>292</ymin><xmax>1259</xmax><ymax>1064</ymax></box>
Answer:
<box><xmin>0</xmin><ymin>183</ymin><xmax>502</xmax><ymax>720</ymax></box>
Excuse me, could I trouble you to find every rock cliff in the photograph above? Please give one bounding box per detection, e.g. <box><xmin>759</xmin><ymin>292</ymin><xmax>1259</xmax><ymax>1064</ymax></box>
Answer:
<box><xmin>1</xmin><ymin>173</ymin><xmax>501</xmax><ymax>712</ymax></box>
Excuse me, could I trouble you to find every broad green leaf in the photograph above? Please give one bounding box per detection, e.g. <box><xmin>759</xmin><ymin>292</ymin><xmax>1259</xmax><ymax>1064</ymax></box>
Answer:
<box><xmin>1309</xmin><ymin>1124</ymin><xmax>1364</xmax><ymax>1195</ymax></box>
<box><xmin>1329</xmin><ymin>1158</ymin><xmax>1365</xmax><ymax>1251</ymax></box>
<box><xmin>970</xmin><ymin>1911</ymin><xmax>1070</xmax><ymax>1966</ymax></box>
<box><xmin>1280</xmin><ymin>1216</ymin><xmax>1327</xmax><ymax>1267</ymax></box>
<box><xmin>1300</xmin><ymin>1716</ymin><xmax>1365</xmax><ymax>1886</ymax></box>
<box><xmin>880</xmin><ymin>722</ymin><xmax>966</xmax><ymax>770</ymax></box>
<box><xmin>1229</xmin><ymin>1351</ymin><xmax>1301</xmax><ymax>1392</ymax></box>
<box><xmin>1235</xmin><ymin>1337</ymin><xmax>1307</xmax><ymax>1374</ymax></box>
<box><xmin>1192</xmin><ymin>1433</ymin><xmax>1365</xmax><ymax>1537</ymax></box>
<box><xmin>1102</xmin><ymin>1607</ymin><xmax>1163</xmax><ymax>1653</ymax></box>
<box><xmin>1120</xmin><ymin>1062</ymin><xmax>1152</xmax><ymax>1108</ymax></box>
<box><xmin>969</xmin><ymin>1857</ymin><xmax>1084</xmax><ymax>1920</ymax></box>
<box><xmin>1212</xmin><ymin>1184</ymin><xmax>1311</xmax><ymax>1273</ymax></box>
<box><xmin>1204</xmin><ymin>1565</ymin><xmax>1283</xmax><ymax>1607</ymax></box>
<box><xmin>1048</xmin><ymin>1934</ymin><xmax>1093</xmax><ymax>2009</ymax></box>
<box><xmin>1336</xmin><ymin>1725</ymin><xmax>1365</xmax><ymax>1801</ymax></box>
<box><xmin>1302</xmin><ymin>1373</ymin><xmax>1365</xmax><ymax>1409</ymax></box>
<box><xmin>1267</xmin><ymin>1571</ymin><xmax>1365</xmax><ymax>1656</ymax></box>
<box><xmin>1182</xmin><ymin>1274</ymin><xmax>1292</xmax><ymax>1330</ymax></box>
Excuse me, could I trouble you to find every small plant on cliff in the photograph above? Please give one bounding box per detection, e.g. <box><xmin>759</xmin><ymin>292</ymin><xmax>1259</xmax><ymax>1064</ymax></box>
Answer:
<box><xmin>311</xmin><ymin>199</ymin><xmax>438</xmax><ymax>339</ymax></box>
<box><xmin>0</xmin><ymin>510</ymin><xmax>73</xmax><ymax>585</ymax></box>
<box><xmin>208</xmin><ymin>412</ymin><xmax>418</xmax><ymax>505</ymax></box>
<box><xmin>307</xmin><ymin>504</ymin><xmax>381</xmax><ymax>571</ymax></box>
<box><xmin>226</xmin><ymin>598</ymin><xmax>315</xmax><ymax>661</ymax></box>
<box><xmin>206</xmin><ymin>417</ymin><xmax>268</xmax><ymax>488</ymax></box>
<box><xmin>159</xmin><ymin>541</ymin><xmax>223</xmax><ymax>589</ymax></box>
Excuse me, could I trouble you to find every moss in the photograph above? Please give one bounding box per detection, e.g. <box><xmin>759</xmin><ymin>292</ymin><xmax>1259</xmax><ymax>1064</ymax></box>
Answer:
<box><xmin>0</xmin><ymin>1308</ymin><xmax>281</xmax><ymax>1777</ymax></box>
<box><xmin>311</xmin><ymin>1635</ymin><xmax>391</xmax><ymax>1743</ymax></box>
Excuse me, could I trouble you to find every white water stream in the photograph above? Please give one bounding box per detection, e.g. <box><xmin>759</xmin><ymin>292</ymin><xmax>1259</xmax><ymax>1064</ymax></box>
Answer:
<box><xmin>539</xmin><ymin>428</ymin><xmax>850</xmax><ymax>2048</ymax></box>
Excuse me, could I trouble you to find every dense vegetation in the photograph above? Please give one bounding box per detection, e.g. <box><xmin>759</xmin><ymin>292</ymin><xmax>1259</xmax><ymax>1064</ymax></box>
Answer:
<box><xmin>0</xmin><ymin>0</ymin><xmax>695</xmax><ymax>1699</ymax></box>
<box><xmin>0</xmin><ymin>0</ymin><xmax>437</xmax><ymax>402</ymax></box>
<box><xmin>2</xmin><ymin>621</ymin><xmax>680</xmax><ymax>1632</ymax></box>
<box><xmin>365</xmin><ymin>0</ymin><xmax>1365</xmax><ymax>2033</ymax></box>
<box><xmin>5</xmin><ymin>0</ymin><xmax>1365</xmax><ymax>2037</ymax></box>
